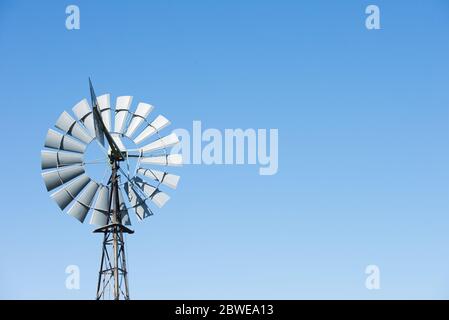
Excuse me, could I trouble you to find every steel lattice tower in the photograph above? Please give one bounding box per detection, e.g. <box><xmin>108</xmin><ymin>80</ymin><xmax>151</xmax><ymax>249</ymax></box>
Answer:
<box><xmin>95</xmin><ymin>160</ymin><xmax>133</xmax><ymax>300</ymax></box>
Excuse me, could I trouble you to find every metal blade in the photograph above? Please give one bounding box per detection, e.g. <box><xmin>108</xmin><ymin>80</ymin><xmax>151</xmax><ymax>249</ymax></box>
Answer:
<box><xmin>42</xmin><ymin>165</ymin><xmax>85</xmax><ymax>191</ymax></box>
<box><xmin>90</xmin><ymin>186</ymin><xmax>110</xmax><ymax>226</ymax></box>
<box><xmin>151</xmin><ymin>190</ymin><xmax>170</xmax><ymax>208</ymax></box>
<box><xmin>133</xmin><ymin>202</ymin><xmax>152</xmax><ymax>220</ymax></box>
<box><xmin>97</xmin><ymin>94</ymin><xmax>111</xmax><ymax>132</ymax></box>
<box><xmin>45</xmin><ymin>129</ymin><xmax>87</xmax><ymax>153</ymax></box>
<box><xmin>133</xmin><ymin>115</ymin><xmax>170</xmax><ymax>145</ymax></box>
<box><xmin>137</xmin><ymin>168</ymin><xmax>180</xmax><ymax>189</ymax></box>
<box><xmin>55</xmin><ymin>111</ymin><xmax>93</xmax><ymax>144</ymax></box>
<box><xmin>140</xmin><ymin>133</ymin><xmax>179</xmax><ymax>153</ymax></box>
<box><xmin>118</xmin><ymin>188</ymin><xmax>131</xmax><ymax>225</ymax></box>
<box><xmin>72</xmin><ymin>99</ymin><xmax>96</xmax><ymax>138</ymax></box>
<box><xmin>67</xmin><ymin>181</ymin><xmax>99</xmax><ymax>223</ymax></box>
<box><xmin>50</xmin><ymin>174</ymin><xmax>90</xmax><ymax>210</ymax></box>
<box><xmin>140</xmin><ymin>154</ymin><xmax>183</xmax><ymax>167</ymax></box>
<box><xmin>41</xmin><ymin>150</ymin><xmax>83</xmax><ymax>170</ymax></box>
<box><xmin>109</xmin><ymin>133</ymin><xmax>126</xmax><ymax>152</ymax></box>
<box><xmin>132</xmin><ymin>177</ymin><xmax>169</xmax><ymax>208</ymax></box>
<box><xmin>114</xmin><ymin>96</ymin><xmax>133</xmax><ymax>134</ymax></box>
<box><xmin>124</xmin><ymin>182</ymin><xmax>152</xmax><ymax>220</ymax></box>
<box><xmin>124</xmin><ymin>102</ymin><xmax>153</xmax><ymax>138</ymax></box>
<box><xmin>132</xmin><ymin>176</ymin><xmax>156</xmax><ymax>197</ymax></box>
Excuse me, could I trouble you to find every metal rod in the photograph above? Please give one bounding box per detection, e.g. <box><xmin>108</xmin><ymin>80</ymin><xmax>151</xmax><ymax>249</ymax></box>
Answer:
<box><xmin>112</xmin><ymin>160</ymin><xmax>120</xmax><ymax>300</ymax></box>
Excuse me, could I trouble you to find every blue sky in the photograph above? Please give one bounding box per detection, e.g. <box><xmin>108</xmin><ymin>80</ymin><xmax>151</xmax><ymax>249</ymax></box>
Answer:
<box><xmin>1</xmin><ymin>0</ymin><xmax>449</xmax><ymax>299</ymax></box>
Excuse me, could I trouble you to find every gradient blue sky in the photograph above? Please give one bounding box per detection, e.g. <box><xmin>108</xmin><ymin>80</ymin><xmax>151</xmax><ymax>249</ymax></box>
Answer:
<box><xmin>1</xmin><ymin>0</ymin><xmax>449</xmax><ymax>299</ymax></box>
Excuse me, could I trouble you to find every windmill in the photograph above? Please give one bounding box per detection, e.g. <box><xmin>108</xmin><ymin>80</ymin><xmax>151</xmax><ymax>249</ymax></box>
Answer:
<box><xmin>40</xmin><ymin>80</ymin><xmax>182</xmax><ymax>300</ymax></box>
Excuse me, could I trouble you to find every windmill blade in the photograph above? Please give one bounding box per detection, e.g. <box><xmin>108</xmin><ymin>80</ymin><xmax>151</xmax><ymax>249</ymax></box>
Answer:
<box><xmin>118</xmin><ymin>188</ymin><xmax>131</xmax><ymax>225</ymax></box>
<box><xmin>41</xmin><ymin>150</ymin><xmax>83</xmax><ymax>170</ymax></box>
<box><xmin>124</xmin><ymin>182</ymin><xmax>152</xmax><ymax>220</ymax></box>
<box><xmin>133</xmin><ymin>115</ymin><xmax>170</xmax><ymax>145</ymax></box>
<box><xmin>132</xmin><ymin>176</ymin><xmax>156</xmax><ymax>197</ymax></box>
<box><xmin>42</xmin><ymin>165</ymin><xmax>85</xmax><ymax>191</ymax></box>
<box><xmin>151</xmin><ymin>190</ymin><xmax>170</xmax><ymax>208</ymax></box>
<box><xmin>55</xmin><ymin>111</ymin><xmax>93</xmax><ymax>144</ymax></box>
<box><xmin>50</xmin><ymin>174</ymin><xmax>90</xmax><ymax>210</ymax></box>
<box><xmin>110</xmin><ymin>133</ymin><xmax>126</xmax><ymax>152</ymax></box>
<box><xmin>97</xmin><ymin>94</ymin><xmax>112</xmax><ymax>132</ymax></box>
<box><xmin>72</xmin><ymin>99</ymin><xmax>96</xmax><ymax>138</ymax></box>
<box><xmin>114</xmin><ymin>96</ymin><xmax>133</xmax><ymax>134</ymax></box>
<box><xmin>90</xmin><ymin>186</ymin><xmax>110</xmax><ymax>226</ymax></box>
<box><xmin>45</xmin><ymin>129</ymin><xmax>87</xmax><ymax>153</ymax></box>
<box><xmin>132</xmin><ymin>177</ymin><xmax>170</xmax><ymax>208</ymax></box>
<box><xmin>140</xmin><ymin>154</ymin><xmax>182</xmax><ymax>167</ymax></box>
<box><xmin>140</xmin><ymin>133</ymin><xmax>179</xmax><ymax>153</ymax></box>
<box><xmin>125</xmin><ymin>102</ymin><xmax>153</xmax><ymax>138</ymax></box>
<box><xmin>137</xmin><ymin>168</ymin><xmax>180</xmax><ymax>189</ymax></box>
<box><xmin>67</xmin><ymin>181</ymin><xmax>99</xmax><ymax>223</ymax></box>
<box><xmin>133</xmin><ymin>201</ymin><xmax>152</xmax><ymax>220</ymax></box>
